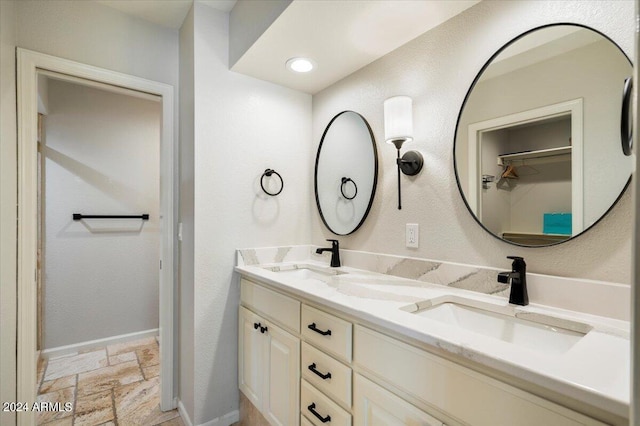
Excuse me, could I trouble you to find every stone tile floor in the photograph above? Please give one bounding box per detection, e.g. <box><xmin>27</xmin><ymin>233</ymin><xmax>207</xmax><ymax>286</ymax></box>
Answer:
<box><xmin>36</xmin><ymin>337</ymin><xmax>184</xmax><ymax>426</ymax></box>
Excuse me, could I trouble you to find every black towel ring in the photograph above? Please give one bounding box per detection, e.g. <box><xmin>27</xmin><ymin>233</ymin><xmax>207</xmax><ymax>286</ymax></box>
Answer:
<box><xmin>261</xmin><ymin>169</ymin><xmax>283</xmax><ymax>196</ymax></box>
<box><xmin>340</xmin><ymin>177</ymin><xmax>357</xmax><ymax>200</ymax></box>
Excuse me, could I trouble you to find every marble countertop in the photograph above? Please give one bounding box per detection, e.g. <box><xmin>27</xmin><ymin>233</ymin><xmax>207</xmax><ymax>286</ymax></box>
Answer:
<box><xmin>235</xmin><ymin>257</ymin><xmax>630</xmax><ymax>419</ymax></box>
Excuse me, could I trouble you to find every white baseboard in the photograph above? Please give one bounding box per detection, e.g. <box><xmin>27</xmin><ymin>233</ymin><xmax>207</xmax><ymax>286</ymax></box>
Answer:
<box><xmin>199</xmin><ymin>410</ymin><xmax>239</xmax><ymax>426</ymax></box>
<box><xmin>178</xmin><ymin>399</ymin><xmax>194</xmax><ymax>426</ymax></box>
<box><xmin>177</xmin><ymin>400</ymin><xmax>239</xmax><ymax>426</ymax></box>
<box><xmin>41</xmin><ymin>328</ymin><xmax>159</xmax><ymax>359</ymax></box>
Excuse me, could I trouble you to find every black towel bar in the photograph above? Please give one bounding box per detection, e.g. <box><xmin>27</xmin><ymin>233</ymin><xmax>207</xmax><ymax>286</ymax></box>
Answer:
<box><xmin>73</xmin><ymin>213</ymin><xmax>150</xmax><ymax>221</ymax></box>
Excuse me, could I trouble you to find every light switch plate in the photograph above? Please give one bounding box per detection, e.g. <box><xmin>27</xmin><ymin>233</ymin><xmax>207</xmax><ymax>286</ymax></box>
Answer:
<box><xmin>406</xmin><ymin>223</ymin><xmax>419</xmax><ymax>248</ymax></box>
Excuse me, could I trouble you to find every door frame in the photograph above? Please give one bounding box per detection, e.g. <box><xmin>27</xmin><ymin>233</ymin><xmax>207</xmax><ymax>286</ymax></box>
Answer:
<box><xmin>17</xmin><ymin>48</ymin><xmax>176</xmax><ymax>423</ymax></box>
<box><xmin>467</xmin><ymin>98</ymin><xmax>584</xmax><ymax>235</ymax></box>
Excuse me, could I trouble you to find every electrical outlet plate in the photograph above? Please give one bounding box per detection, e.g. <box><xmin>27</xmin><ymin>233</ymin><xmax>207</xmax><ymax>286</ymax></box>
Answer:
<box><xmin>406</xmin><ymin>223</ymin><xmax>419</xmax><ymax>248</ymax></box>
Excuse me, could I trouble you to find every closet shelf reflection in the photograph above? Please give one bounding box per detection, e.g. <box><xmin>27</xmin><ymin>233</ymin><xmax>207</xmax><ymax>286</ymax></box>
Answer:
<box><xmin>497</xmin><ymin>146</ymin><xmax>572</xmax><ymax>166</ymax></box>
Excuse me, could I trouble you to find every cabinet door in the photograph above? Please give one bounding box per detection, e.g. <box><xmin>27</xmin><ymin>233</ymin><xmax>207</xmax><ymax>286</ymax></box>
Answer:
<box><xmin>263</xmin><ymin>320</ymin><xmax>300</xmax><ymax>426</ymax></box>
<box><xmin>354</xmin><ymin>374</ymin><xmax>443</xmax><ymax>426</ymax></box>
<box><xmin>239</xmin><ymin>306</ymin><xmax>264</xmax><ymax>410</ymax></box>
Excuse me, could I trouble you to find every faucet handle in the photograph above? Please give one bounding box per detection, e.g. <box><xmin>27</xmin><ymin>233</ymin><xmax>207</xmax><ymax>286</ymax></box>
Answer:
<box><xmin>326</xmin><ymin>239</ymin><xmax>339</xmax><ymax>247</ymax></box>
<box><xmin>506</xmin><ymin>256</ymin><xmax>526</xmax><ymax>272</ymax></box>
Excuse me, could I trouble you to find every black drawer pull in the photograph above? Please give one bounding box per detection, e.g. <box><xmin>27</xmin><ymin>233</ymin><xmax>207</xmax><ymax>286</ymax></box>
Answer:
<box><xmin>308</xmin><ymin>363</ymin><xmax>332</xmax><ymax>380</ymax></box>
<box><xmin>307</xmin><ymin>403</ymin><xmax>331</xmax><ymax>423</ymax></box>
<box><xmin>308</xmin><ymin>322</ymin><xmax>332</xmax><ymax>336</ymax></box>
<box><xmin>253</xmin><ymin>322</ymin><xmax>261</xmax><ymax>330</ymax></box>
<box><xmin>260</xmin><ymin>326</ymin><xmax>268</xmax><ymax>334</ymax></box>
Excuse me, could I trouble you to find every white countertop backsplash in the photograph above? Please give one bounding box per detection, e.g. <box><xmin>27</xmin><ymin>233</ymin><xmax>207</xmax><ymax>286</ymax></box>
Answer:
<box><xmin>237</xmin><ymin>245</ymin><xmax>630</xmax><ymax>321</ymax></box>
<box><xmin>235</xmin><ymin>245</ymin><xmax>630</xmax><ymax>418</ymax></box>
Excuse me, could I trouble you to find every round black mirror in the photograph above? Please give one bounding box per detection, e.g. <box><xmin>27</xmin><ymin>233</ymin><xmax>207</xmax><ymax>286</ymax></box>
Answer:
<box><xmin>315</xmin><ymin>111</ymin><xmax>378</xmax><ymax>235</ymax></box>
<box><xmin>454</xmin><ymin>24</ymin><xmax>632</xmax><ymax>247</ymax></box>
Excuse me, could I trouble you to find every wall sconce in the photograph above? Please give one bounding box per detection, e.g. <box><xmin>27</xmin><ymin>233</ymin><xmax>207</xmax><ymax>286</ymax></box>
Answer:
<box><xmin>384</xmin><ymin>96</ymin><xmax>423</xmax><ymax>210</ymax></box>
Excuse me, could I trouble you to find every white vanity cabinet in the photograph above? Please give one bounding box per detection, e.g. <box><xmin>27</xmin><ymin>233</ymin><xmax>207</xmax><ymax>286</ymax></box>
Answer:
<box><xmin>239</xmin><ymin>280</ymin><xmax>301</xmax><ymax>426</ymax></box>
<box><xmin>354</xmin><ymin>325</ymin><xmax>606</xmax><ymax>426</ymax></box>
<box><xmin>238</xmin><ymin>276</ymin><xmax>610</xmax><ymax>426</ymax></box>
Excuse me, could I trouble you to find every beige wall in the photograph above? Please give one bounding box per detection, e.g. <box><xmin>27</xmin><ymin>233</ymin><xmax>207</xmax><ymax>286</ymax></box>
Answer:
<box><xmin>1</xmin><ymin>0</ymin><xmax>17</xmax><ymax>424</ymax></box>
<box><xmin>312</xmin><ymin>0</ymin><xmax>634</xmax><ymax>283</ymax></box>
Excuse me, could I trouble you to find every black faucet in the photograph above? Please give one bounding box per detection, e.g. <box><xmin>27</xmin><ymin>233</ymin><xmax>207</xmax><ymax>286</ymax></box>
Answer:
<box><xmin>497</xmin><ymin>256</ymin><xmax>528</xmax><ymax>306</ymax></box>
<box><xmin>316</xmin><ymin>239</ymin><xmax>341</xmax><ymax>267</ymax></box>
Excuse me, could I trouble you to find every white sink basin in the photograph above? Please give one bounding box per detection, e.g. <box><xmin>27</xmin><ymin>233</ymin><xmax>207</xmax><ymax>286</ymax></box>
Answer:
<box><xmin>404</xmin><ymin>297</ymin><xmax>591</xmax><ymax>355</ymax></box>
<box><xmin>263</xmin><ymin>264</ymin><xmax>346</xmax><ymax>281</ymax></box>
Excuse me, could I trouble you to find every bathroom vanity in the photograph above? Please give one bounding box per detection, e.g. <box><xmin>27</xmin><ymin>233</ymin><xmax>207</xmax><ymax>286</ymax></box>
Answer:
<box><xmin>235</xmin><ymin>246</ymin><xmax>629</xmax><ymax>426</ymax></box>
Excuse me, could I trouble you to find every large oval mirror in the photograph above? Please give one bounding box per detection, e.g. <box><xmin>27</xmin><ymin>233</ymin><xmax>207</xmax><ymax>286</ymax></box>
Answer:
<box><xmin>315</xmin><ymin>111</ymin><xmax>378</xmax><ymax>235</ymax></box>
<box><xmin>454</xmin><ymin>24</ymin><xmax>632</xmax><ymax>247</ymax></box>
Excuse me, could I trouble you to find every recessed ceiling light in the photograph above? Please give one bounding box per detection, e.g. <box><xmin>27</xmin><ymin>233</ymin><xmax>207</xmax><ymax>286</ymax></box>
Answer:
<box><xmin>286</xmin><ymin>57</ymin><xmax>315</xmax><ymax>73</ymax></box>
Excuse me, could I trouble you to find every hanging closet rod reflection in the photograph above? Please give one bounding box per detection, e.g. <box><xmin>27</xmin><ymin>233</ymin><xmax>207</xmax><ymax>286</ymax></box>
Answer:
<box><xmin>73</xmin><ymin>213</ymin><xmax>150</xmax><ymax>221</ymax></box>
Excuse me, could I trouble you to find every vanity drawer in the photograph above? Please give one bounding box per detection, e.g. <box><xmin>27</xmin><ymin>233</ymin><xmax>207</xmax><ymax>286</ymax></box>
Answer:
<box><xmin>354</xmin><ymin>325</ymin><xmax>606</xmax><ymax>426</ymax></box>
<box><xmin>301</xmin><ymin>379</ymin><xmax>351</xmax><ymax>426</ymax></box>
<box><xmin>301</xmin><ymin>415</ymin><xmax>314</xmax><ymax>426</ymax></box>
<box><xmin>302</xmin><ymin>304</ymin><xmax>352</xmax><ymax>362</ymax></box>
<box><xmin>301</xmin><ymin>342</ymin><xmax>352</xmax><ymax>408</ymax></box>
<box><xmin>241</xmin><ymin>279</ymin><xmax>300</xmax><ymax>333</ymax></box>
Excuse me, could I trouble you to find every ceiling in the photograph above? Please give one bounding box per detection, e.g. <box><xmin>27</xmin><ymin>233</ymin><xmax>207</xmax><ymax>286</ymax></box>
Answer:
<box><xmin>232</xmin><ymin>0</ymin><xmax>480</xmax><ymax>94</ymax></box>
<box><xmin>96</xmin><ymin>0</ymin><xmax>480</xmax><ymax>94</ymax></box>
<box><xmin>96</xmin><ymin>0</ymin><xmax>237</xmax><ymax>29</ymax></box>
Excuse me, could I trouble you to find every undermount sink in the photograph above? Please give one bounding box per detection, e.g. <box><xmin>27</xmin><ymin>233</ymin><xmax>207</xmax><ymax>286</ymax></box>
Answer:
<box><xmin>262</xmin><ymin>264</ymin><xmax>346</xmax><ymax>281</ymax></box>
<box><xmin>403</xmin><ymin>296</ymin><xmax>592</xmax><ymax>355</ymax></box>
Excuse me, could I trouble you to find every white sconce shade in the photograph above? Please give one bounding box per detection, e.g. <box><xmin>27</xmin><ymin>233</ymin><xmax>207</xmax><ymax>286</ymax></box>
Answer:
<box><xmin>382</xmin><ymin>95</ymin><xmax>422</xmax><ymax>210</ymax></box>
<box><xmin>384</xmin><ymin>96</ymin><xmax>413</xmax><ymax>145</ymax></box>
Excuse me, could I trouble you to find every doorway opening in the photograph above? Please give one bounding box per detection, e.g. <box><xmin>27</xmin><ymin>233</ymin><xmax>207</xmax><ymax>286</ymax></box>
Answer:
<box><xmin>467</xmin><ymin>99</ymin><xmax>583</xmax><ymax>245</ymax></box>
<box><xmin>17</xmin><ymin>49</ymin><xmax>176</xmax><ymax>425</ymax></box>
<box><xmin>35</xmin><ymin>72</ymin><xmax>177</xmax><ymax>425</ymax></box>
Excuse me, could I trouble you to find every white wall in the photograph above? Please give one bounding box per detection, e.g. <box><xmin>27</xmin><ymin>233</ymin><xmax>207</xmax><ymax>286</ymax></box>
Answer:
<box><xmin>0</xmin><ymin>0</ymin><xmax>17</xmax><ymax>424</ymax></box>
<box><xmin>15</xmin><ymin>0</ymin><xmax>178</xmax><ymax>87</ymax></box>
<box><xmin>229</xmin><ymin>0</ymin><xmax>291</xmax><ymax>67</ymax></box>
<box><xmin>179</xmin><ymin>4</ymin><xmax>195</xmax><ymax>420</ymax></box>
<box><xmin>0</xmin><ymin>0</ymin><xmax>180</xmax><ymax>416</ymax></box>
<box><xmin>191</xmin><ymin>3</ymin><xmax>312</xmax><ymax>423</ymax></box>
<box><xmin>312</xmin><ymin>0</ymin><xmax>634</xmax><ymax>283</ymax></box>
<box><xmin>42</xmin><ymin>79</ymin><xmax>160</xmax><ymax>349</ymax></box>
